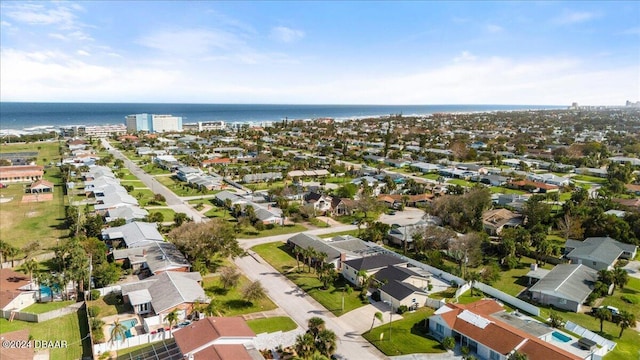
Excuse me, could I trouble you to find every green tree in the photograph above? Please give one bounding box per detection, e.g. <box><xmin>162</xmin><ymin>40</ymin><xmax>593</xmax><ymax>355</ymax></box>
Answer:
<box><xmin>21</xmin><ymin>258</ymin><xmax>39</xmax><ymax>286</ymax></box>
<box><xmin>219</xmin><ymin>266</ymin><xmax>241</xmax><ymax>289</ymax></box>
<box><xmin>465</xmin><ymin>271</ymin><xmax>481</xmax><ymax>296</ymax></box>
<box><xmin>612</xmin><ymin>267</ymin><xmax>629</xmax><ymax>293</ymax></box>
<box><xmin>308</xmin><ymin>316</ymin><xmax>326</xmax><ymax>337</ymax></box>
<box><xmin>164</xmin><ymin>309</ymin><xmax>179</xmax><ymax>334</ymax></box>
<box><xmin>442</xmin><ymin>336</ymin><xmax>455</xmax><ymax>350</ymax></box>
<box><xmin>617</xmin><ymin>310</ymin><xmax>636</xmax><ymax>337</ymax></box>
<box><xmin>593</xmin><ymin>307</ymin><xmax>612</xmax><ymax>333</ymax></box>
<box><xmin>295</xmin><ymin>332</ymin><xmax>316</xmax><ymax>359</ymax></box>
<box><xmin>370</xmin><ymin>311</ymin><xmax>383</xmax><ymax>331</ymax></box>
<box><xmin>242</xmin><ymin>281</ymin><xmax>266</xmax><ymax>304</ymax></box>
<box><xmin>109</xmin><ymin>319</ymin><xmax>127</xmax><ymax>344</ymax></box>
<box><xmin>168</xmin><ymin>219</ymin><xmax>242</xmax><ymax>269</ymax></box>
<box><xmin>508</xmin><ymin>351</ymin><xmax>528</xmax><ymax>360</ymax></box>
<box><xmin>548</xmin><ymin>311</ymin><xmax>563</xmax><ymax>328</ymax></box>
<box><xmin>174</xmin><ymin>212</ymin><xmax>189</xmax><ymax>227</ymax></box>
<box><xmin>316</xmin><ymin>329</ymin><xmax>337</xmax><ymax>357</ymax></box>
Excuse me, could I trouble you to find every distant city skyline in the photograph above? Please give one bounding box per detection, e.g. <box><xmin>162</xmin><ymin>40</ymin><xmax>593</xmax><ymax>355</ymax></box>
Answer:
<box><xmin>1</xmin><ymin>1</ymin><xmax>638</xmax><ymax>105</ymax></box>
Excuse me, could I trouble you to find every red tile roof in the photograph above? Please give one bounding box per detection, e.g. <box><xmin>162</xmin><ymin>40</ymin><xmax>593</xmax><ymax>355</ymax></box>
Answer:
<box><xmin>194</xmin><ymin>344</ymin><xmax>253</xmax><ymax>360</ymax></box>
<box><xmin>0</xmin><ymin>329</ymin><xmax>34</xmax><ymax>360</ymax></box>
<box><xmin>174</xmin><ymin>316</ymin><xmax>255</xmax><ymax>355</ymax></box>
<box><xmin>0</xmin><ymin>269</ymin><xmax>34</xmax><ymax>309</ymax></box>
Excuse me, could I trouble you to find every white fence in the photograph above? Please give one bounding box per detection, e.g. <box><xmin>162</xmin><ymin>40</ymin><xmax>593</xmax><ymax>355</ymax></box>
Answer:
<box><xmin>93</xmin><ymin>331</ymin><xmax>174</xmax><ymax>354</ymax></box>
<box><xmin>1</xmin><ymin>252</ymin><xmax>56</xmax><ymax>269</ymax></box>
<box><xmin>565</xmin><ymin>321</ymin><xmax>616</xmax><ymax>351</ymax></box>
<box><xmin>473</xmin><ymin>282</ymin><xmax>540</xmax><ymax>316</ymax></box>
<box><xmin>425</xmin><ymin>298</ymin><xmax>446</xmax><ymax>309</ymax></box>
<box><xmin>89</xmin><ymin>285</ymin><xmax>122</xmax><ymax>297</ymax></box>
<box><xmin>455</xmin><ymin>283</ymin><xmax>472</xmax><ymax>300</ymax></box>
<box><xmin>1</xmin><ymin>302</ymin><xmax>83</xmax><ymax>322</ymax></box>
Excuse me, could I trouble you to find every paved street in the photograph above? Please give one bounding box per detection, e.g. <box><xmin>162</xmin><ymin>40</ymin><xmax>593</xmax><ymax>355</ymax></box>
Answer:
<box><xmin>101</xmin><ymin>139</ymin><xmax>208</xmax><ymax>223</ymax></box>
<box><xmin>238</xmin><ymin>224</ymin><xmax>358</xmax><ymax>249</ymax></box>
<box><xmin>235</xmin><ymin>251</ymin><xmax>388</xmax><ymax>360</ymax></box>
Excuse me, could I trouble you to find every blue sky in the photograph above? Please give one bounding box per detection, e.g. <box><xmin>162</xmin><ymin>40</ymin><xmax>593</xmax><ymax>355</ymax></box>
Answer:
<box><xmin>1</xmin><ymin>1</ymin><xmax>638</xmax><ymax>105</ymax></box>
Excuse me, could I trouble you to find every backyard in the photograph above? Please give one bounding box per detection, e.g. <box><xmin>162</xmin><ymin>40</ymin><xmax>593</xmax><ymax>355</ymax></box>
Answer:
<box><xmin>251</xmin><ymin>241</ymin><xmax>368</xmax><ymax>315</ymax></box>
<box><xmin>246</xmin><ymin>316</ymin><xmax>297</xmax><ymax>334</ymax></box>
<box><xmin>202</xmin><ymin>273</ymin><xmax>277</xmax><ymax>316</ymax></box>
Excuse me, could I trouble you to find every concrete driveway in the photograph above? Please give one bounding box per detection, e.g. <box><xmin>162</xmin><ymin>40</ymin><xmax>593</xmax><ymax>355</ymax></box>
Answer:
<box><xmin>623</xmin><ymin>260</ymin><xmax>640</xmax><ymax>279</ymax></box>
<box><xmin>378</xmin><ymin>207</ymin><xmax>425</xmax><ymax>226</ymax></box>
<box><xmin>338</xmin><ymin>301</ymin><xmax>402</xmax><ymax>334</ymax></box>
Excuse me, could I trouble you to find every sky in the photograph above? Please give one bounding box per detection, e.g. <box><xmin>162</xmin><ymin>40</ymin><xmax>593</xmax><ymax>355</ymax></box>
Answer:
<box><xmin>1</xmin><ymin>1</ymin><xmax>639</xmax><ymax>105</ymax></box>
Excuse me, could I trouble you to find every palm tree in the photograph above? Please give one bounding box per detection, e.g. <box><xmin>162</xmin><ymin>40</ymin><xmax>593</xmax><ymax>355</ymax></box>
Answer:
<box><xmin>612</xmin><ymin>268</ymin><xmax>629</xmax><ymax>293</ymax></box>
<box><xmin>109</xmin><ymin>319</ymin><xmax>127</xmax><ymax>344</ymax></box>
<box><xmin>22</xmin><ymin>258</ymin><xmax>39</xmax><ymax>289</ymax></box>
<box><xmin>224</xmin><ymin>198</ymin><xmax>233</xmax><ymax>220</ymax></box>
<box><xmin>164</xmin><ymin>309</ymin><xmax>179</xmax><ymax>334</ymax></box>
<box><xmin>295</xmin><ymin>332</ymin><xmax>315</xmax><ymax>359</ymax></box>
<box><xmin>307</xmin><ymin>316</ymin><xmax>326</xmax><ymax>338</ymax></box>
<box><xmin>316</xmin><ymin>329</ymin><xmax>337</xmax><ymax>357</ymax></box>
<box><xmin>465</xmin><ymin>271</ymin><xmax>481</xmax><ymax>296</ymax></box>
<box><xmin>617</xmin><ymin>310</ymin><xmax>636</xmax><ymax>338</ymax></box>
<box><xmin>293</xmin><ymin>246</ymin><xmax>303</xmax><ymax>271</ymax></box>
<box><xmin>203</xmin><ymin>300</ymin><xmax>223</xmax><ymax>317</ymax></box>
<box><xmin>370</xmin><ymin>311</ymin><xmax>383</xmax><ymax>332</ymax></box>
<box><xmin>593</xmin><ymin>307</ymin><xmax>612</xmax><ymax>333</ymax></box>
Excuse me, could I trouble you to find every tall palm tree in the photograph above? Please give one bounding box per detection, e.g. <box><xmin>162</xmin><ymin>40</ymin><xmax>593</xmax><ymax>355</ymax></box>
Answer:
<box><xmin>617</xmin><ymin>310</ymin><xmax>636</xmax><ymax>338</ymax></box>
<box><xmin>593</xmin><ymin>307</ymin><xmax>612</xmax><ymax>333</ymax></box>
<box><xmin>224</xmin><ymin>199</ymin><xmax>233</xmax><ymax>220</ymax></box>
<box><xmin>293</xmin><ymin>246</ymin><xmax>303</xmax><ymax>271</ymax></box>
<box><xmin>109</xmin><ymin>319</ymin><xmax>127</xmax><ymax>344</ymax></box>
<box><xmin>22</xmin><ymin>258</ymin><xmax>39</xmax><ymax>290</ymax></box>
<box><xmin>370</xmin><ymin>311</ymin><xmax>383</xmax><ymax>332</ymax></box>
<box><xmin>465</xmin><ymin>271</ymin><xmax>481</xmax><ymax>297</ymax></box>
<box><xmin>164</xmin><ymin>309</ymin><xmax>179</xmax><ymax>334</ymax></box>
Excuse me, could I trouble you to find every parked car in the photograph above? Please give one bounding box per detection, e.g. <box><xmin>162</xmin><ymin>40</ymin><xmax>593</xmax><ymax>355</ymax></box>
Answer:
<box><xmin>591</xmin><ymin>306</ymin><xmax>620</xmax><ymax>321</ymax></box>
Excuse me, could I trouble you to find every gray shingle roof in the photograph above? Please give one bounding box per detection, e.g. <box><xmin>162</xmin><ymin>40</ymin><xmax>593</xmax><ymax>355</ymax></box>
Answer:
<box><xmin>565</xmin><ymin>237</ymin><xmax>630</xmax><ymax>266</ymax></box>
<box><xmin>528</xmin><ymin>264</ymin><xmax>597</xmax><ymax>303</ymax></box>
<box><xmin>343</xmin><ymin>253</ymin><xmax>406</xmax><ymax>271</ymax></box>
<box><xmin>101</xmin><ymin>221</ymin><xmax>164</xmax><ymax>248</ymax></box>
<box><xmin>287</xmin><ymin>233</ymin><xmax>341</xmax><ymax>260</ymax></box>
<box><xmin>374</xmin><ymin>265</ymin><xmax>424</xmax><ymax>283</ymax></box>
<box><xmin>145</xmin><ymin>242</ymin><xmax>191</xmax><ymax>274</ymax></box>
<box><xmin>380</xmin><ymin>280</ymin><xmax>426</xmax><ymax>301</ymax></box>
<box><xmin>148</xmin><ymin>272</ymin><xmax>208</xmax><ymax>314</ymax></box>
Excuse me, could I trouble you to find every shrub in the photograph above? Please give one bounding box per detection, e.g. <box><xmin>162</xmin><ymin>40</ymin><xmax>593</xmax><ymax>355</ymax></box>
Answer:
<box><xmin>90</xmin><ymin>290</ymin><xmax>101</xmax><ymax>300</ymax></box>
<box><xmin>371</xmin><ymin>291</ymin><xmax>381</xmax><ymax>302</ymax></box>
<box><xmin>92</xmin><ymin>330</ymin><xmax>105</xmax><ymax>344</ymax></box>
<box><xmin>90</xmin><ymin>317</ymin><xmax>105</xmax><ymax>331</ymax></box>
<box><xmin>88</xmin><ymin>305</ymin><xmax>101</xmax><ymax>318</ymax></box>
<box><xmin>396</xmin><ymin>305</ymin><xmax>408</xmax><ymax>314</ymax></box>
<box><xmin>621</xmin><ymin>294</ymin><xmax>639</xmax><ymax>304</ymax></box>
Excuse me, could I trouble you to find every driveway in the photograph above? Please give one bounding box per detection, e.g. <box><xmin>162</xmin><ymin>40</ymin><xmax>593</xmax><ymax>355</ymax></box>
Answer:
<box><xmin>623</xmin><ymin>260</ymin><xmax>640</xmax><ymax>279</ymax></box>
<box><xmin>234</xmin><ymin>252</ymin><xmax>387</xmax><ymax>360</ymax></box>
<box><xmin>378</xmin><ymin>207</ymin><xmax>425</xmax><ymax>227</ymax></box>
<box><xmin>338</xmin><ymin>301</ymin><xmax>401</xmax><ymax>335</ymax></box>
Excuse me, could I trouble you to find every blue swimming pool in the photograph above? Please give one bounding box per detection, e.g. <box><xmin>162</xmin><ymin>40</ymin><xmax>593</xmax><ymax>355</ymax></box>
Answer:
<box><xmin>552</xmin><ymin>331</ymin><xmax>571</xmax><ymax>343</ymax></box>
<box><xmin>40</xmin><ymin>286</ymin><xmax>52</xmax><ymax>298</ymax></box>
<box><xmin>110</xmin><ymin>318</ymin><xmax>138</xmax><ymax>340</ymax></box>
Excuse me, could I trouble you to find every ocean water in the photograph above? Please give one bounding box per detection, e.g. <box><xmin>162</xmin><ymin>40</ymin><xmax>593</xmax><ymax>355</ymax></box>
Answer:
<box><xmin>0</xmin><ymin>102</ymin><xmax>561</xmax><ymax>130</ymax></box>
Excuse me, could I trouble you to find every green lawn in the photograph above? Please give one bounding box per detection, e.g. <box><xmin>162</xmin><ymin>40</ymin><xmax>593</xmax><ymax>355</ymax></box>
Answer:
<box><xmin>488</xmin><ymin>187</ymin><xmax>526</xmax><ymax>195</ymax></box>
<box><xmin>87</xmin><ymin>292</ymin><xmax>133</xmax><ymax>318</ymax></box>
<box><xmin>251</xmin><ymin>242</ymin><xmax>367</xmax><ymax>315</ymax></box>
<box><xmin>490</xmin><ymin>257</ymin><xmax>554</xmax><ymax>297</ymax></box>
<box><xmin>446</xmin><ymin>179</ymin><xmax>474</xmax><ymax>187</ymax></box>
<box><xmin>247</xmin><ymin>316</ymin><xmax>298</xmax><ymax>334</ymax></box>
<box><xmin>119</xmin><ymin>180</ymin><xmax>146</xmax><ymax>188</ymax></box>
<box><xmin>147</xmin><ymin>208</ymin><xmax>176</xmax><ymax>222</ymax></box>
<box><xmin>21</xmin><ymin>301</ymin><xmax>75</xmax><ymax>314</ymax></box>
<box><xmin>571</xmin><ymin>175</ymin><xmax>608</xmax><ymax>184</ymax></box>
<box><xmin>320</xmin><ymin>229</ymin><xmax>360</xmax><ymax>239</ymax></box>
<box><xmin>0</xmin><ymin>310</ymin><xmax>91</xmax><ymax>360</ymax></box>
<box><xmin>155</xmin><ymin>176</ymin><xmax>216</xmax><ymax>197</ymax></box>
<box><xmin>130</xmin><ymin>188</ymin><xmax>158</xmax><ymax>206</ymax></box>
<box><xmin>421</xmin><ymin>173</ymin><xmax>441</xmax><ymax>180</ymax></box>
<box><xmin>140</xmin><ymin>163</ymin><xmax>172</xmax><ymax>175</ymax></box>
<box><xmin>204</xmin><ymin>207</ymin><xmax>227</xmax><ymax>218</ymax></box>
<box><xmin>238</xmin><ymin>224</ymin><xmax>308</xmax><ymax>239</ymax></box>
<box><xmin>363</xmin><ymin>307</ymin><xmax>445</xmax><ymax>356</ymax></box>
<box><xmin>202</xmin><ymin>274</ymin><xmax>277</xmax><ymax>316</ymax></box>
<box><xmin>0</xmin><ymin>150</ymin><xmax>67</xmax><ymax>251</ymax></box>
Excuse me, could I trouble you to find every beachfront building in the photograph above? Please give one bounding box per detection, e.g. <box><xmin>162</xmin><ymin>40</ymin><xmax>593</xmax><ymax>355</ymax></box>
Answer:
<box><xmin>125</xmin><ymin>114</ymin><xmax>183</xmax><ymax>133</ymax></box>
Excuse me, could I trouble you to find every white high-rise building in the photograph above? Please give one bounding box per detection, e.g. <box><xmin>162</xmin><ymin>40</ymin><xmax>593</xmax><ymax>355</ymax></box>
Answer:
<box><xmin>125</xmin><ymin>114</ymin><xmax>183</xmax><ymax>133</ymax></box>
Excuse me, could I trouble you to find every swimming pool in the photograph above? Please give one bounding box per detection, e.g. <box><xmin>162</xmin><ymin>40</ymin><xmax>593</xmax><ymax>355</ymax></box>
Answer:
<box><xmin>552</xmin><ymin>331</ymin><xmax>571</xmax><ymax>343</ymax></box>
<box><xmin>40</xmin><ymin>286</ymin><xmax>52</xmax><ymax>298</ymax></box>
<box><xmin>109</xmin><ymin>318</ymin><xmax>138</xmax><ymax>340</ymax></box>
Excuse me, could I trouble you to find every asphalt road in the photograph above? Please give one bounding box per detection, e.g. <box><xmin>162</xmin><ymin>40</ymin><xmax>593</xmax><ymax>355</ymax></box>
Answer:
<box><xmin>101</xmin><ymin>138</ymin><xmax>208</xmax><ymax>223</ymax></box>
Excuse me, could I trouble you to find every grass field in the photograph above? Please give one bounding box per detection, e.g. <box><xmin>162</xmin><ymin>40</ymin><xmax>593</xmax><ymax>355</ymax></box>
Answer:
<box><xmin>247</xmin><ymin>316</ymin><xmax>298</xmax><ymax>334</ymax></box>
<box><xmin>0</xmin><ymin>310</ymin><xmax>91</xmax><ymax>360</ymax></box>
<box><xmin>571</xmin><ymin>175</ymin><xmax>608</xmax><ymax>184</ymax></box>
<box><xmin>87</xmin><ymin>292</ymin><xmax>133</xmax><ymax>318</ymax></box>
<box><xmin>319</xmin><ymin>229</ymin><xmax>360</xmax><ymax>239</ymax></box>
<box><xmin>363</xmin><ymin>307</ymin><xmax>445</xmax><ymax>356</ymax></box>
<box><xmin>155</xmin><ymin>176</ymin><xmax>217</xmax><ymax>197</ymax></box>
<box><xmin>21</xmin><ymin>301</ymin><xmax>75</xmax><ymax>314</ymax></box>
<box><xmin>147</xmin><ymin>208</ymin><xmax>176</xmax><ymax>222</ymax></box>
<box><xmin>0</xmin><ymin>142</ymin><xmax>68</xmax><ymax>251</ymax></box>
<box><xmin>252</xmin><ymin>242</ymin><xmax>368</xmax><ymax>315</ymax></box>
<box><xmin>202</xmin><ymin>274</ymin><xmax>277</xmax><ymax>316</ymax></box>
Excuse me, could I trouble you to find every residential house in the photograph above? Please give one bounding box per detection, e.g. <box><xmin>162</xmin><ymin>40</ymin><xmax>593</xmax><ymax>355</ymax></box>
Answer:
<box><xmin>410</xmin><ymin>162</ymin><xmax>441</xmax><ymax>173</ymax></box>
<box><xmin>373</xmin><ymin>265</ymin><xmax>431</xmax><ymax>310</ymax></box>
<box><xmin>105</xmin><ymin>206</ymin><xmax>149</xmax><ymax>224</ymax></box>
<box><xmin>120</xmin><ymin>272</ymin><xmax>208</xmax><ymax>320</ymax></box>
<box><xmin>575</xmin><ymin>167</ymin><xmax>608</xmax><ymax>178</ymax></box>
<box><xmin>305</xmin><ymin>192</ymin><xmax>334</xmax><ymax>214</ymax></box>
<box><xmin>564</xmin><ymin>237</ymin><xmax>637</xmax><ymax>271</ymax></box>
<box><xmin>242</xmin><ymin>172</ymin><xmax>282</xmax><ymax>184</ymax></box>
<box><xmin>173</xmin><ymin>317</ymin><xmax>257</xmax><ymax>360</ymax></box>
<box><xmin>482</xmin><ymin>209</ymin><xmax>523</xmax><ymax>235</ymax></box>
<box><xmin>0</xmin><ymin>269</ymin><xmax>38</xmax><ymax>317</ymax></box>
<box><xmin>387</xmin><ymin>220</ymin><xmax>443</xmax><ymax>249</ymax></box>
<box><xmin>429</xmin><ymin>300</ymin><xmax>582</xmax><ymax>360</ymax></box>
<box><xmin>28</xmin><ymin>179</ymin><xmax>54</xmax><ymax>193</ymax></box>
<box><xmin>528</xmin><ymin>264</ymin><xmax>598</xmax><ymax>312</ymax></box>
<box><xmin>0</xmin><ymin>329</ymin><xmax>35</xmax><ymax>359</ymax></box>
<box><xmin>508</xmin><ymin>180</ymin><xmax>558</xmax><ymax>193</ymax></box>
<box><xmin>176</xmin><ymin>166</ymin><xmax>202</xmax><ymax>182</ymax></box>
<box><xmin>331</xmin><ymin>198</ymin><xmax>357</xmax><ymax>216</ymax></box>
<box><xmin>287</xmin><ymin>233</ymin><xmax>342</xmax><ymax>269</ymax></box>
<box><xmin>101</xmin><ymin>221</ymin><xmax>164</xmax><ymax>248</ymax></box>
<box><xmin>341</xmin><ymin>254</ymin><xmax>407</xmax><ymax>286</ymax></box>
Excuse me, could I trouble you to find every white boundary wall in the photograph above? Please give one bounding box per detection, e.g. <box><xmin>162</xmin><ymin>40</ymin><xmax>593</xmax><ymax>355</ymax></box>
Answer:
<box><xmin>473</xmin><ymin>282</ymin><xmax>540</xmax><ymax>316</ymax></box>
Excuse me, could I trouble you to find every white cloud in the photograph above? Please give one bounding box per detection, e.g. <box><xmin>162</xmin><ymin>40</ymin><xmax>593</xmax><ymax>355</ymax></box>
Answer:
<box><xmin>553</xmin><ymin>11</ymin><xmax>597</xmax><ymax>25</ymax></box>
<box><xmin>0</xmin><ymin>20</ymin><xmax>11</xmax><ymax>27</ymax></box>
<box><xmin>453</xmin><ymin>51</ymin><xmax>477</xmax><ymax>62</ymax></box>
<box><xmin>2</xmin><ymin>2</ymin><xmax>81</xmax><ymax>29</ymax></box>
<box><xmin>76</xmin><ymin>50</ymin><xmax>90</xmax><ymax>56</ymax></box>
<box><xmin>486</xmin><ymin>24</ymin><xmax>503</xmax><ymax>33</ymax></box>
<box><xmin>270</xmin><ymin>26</ymin><xmax>305</xmax><ymax>43</ymax></box>
<box><xmin>137</xmin><ymin>28</ymin><xmax>244</xmax><ymax>57</ymax></box>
